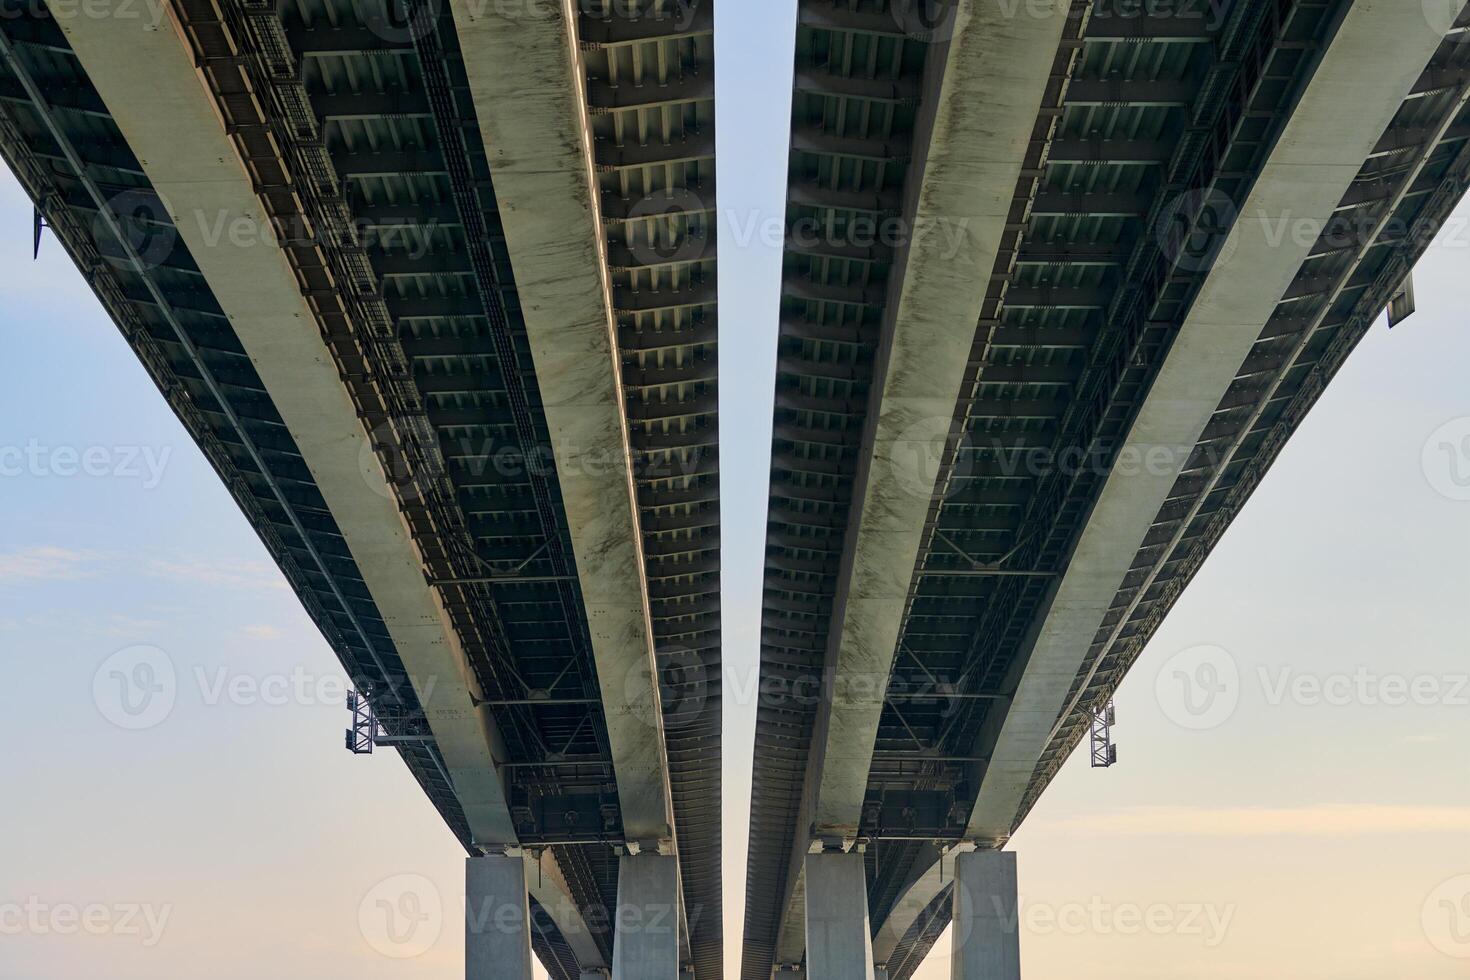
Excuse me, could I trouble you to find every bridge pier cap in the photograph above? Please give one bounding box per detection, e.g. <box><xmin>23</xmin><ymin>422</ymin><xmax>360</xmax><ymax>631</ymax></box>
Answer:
<box><xmin>804</xmin><ymin>850</ymin><xmax>877</xmax><ymax>980</ymax></box>
<box><xmin>465</xmin><ymin>854</ymin><xmax>535</xmax><ymax>980</ymax></box>
<box><xmin>950</xmin><ymin>851</ymin><xmax>1021</xmax><ymax>980</ymax></box>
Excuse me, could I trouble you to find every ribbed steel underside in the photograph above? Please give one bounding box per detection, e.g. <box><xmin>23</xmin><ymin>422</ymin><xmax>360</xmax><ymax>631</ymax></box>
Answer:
<box><xmin>579</xmin><ymin>3</ymin><xmax>723</xmax><ymax>973</ymax></box>
<box><xmin>745</xmin><ymin>1</ymin><xmax>1470</xmax><ymax>976</ymax></box>
<box><xmin>0</xmin><ymin>1</ymin><xmax>721</xmax><ymax>975</ymax></box>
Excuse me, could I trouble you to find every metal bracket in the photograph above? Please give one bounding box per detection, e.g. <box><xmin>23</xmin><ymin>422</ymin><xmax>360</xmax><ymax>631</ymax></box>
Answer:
<box><xmin>1089</xmin><ymin>700</ymin><xmax>1117</xmax><ymax>768</ymax></box>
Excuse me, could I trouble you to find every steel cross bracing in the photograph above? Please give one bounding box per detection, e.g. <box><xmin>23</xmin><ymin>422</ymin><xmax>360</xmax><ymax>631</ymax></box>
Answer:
<box><xmin>0</xmin><ymin>9</ymin><xmax>469</xmax><ymax>794</ymax></box>
<box><xmin>576</xmin><ymin>5</ymin><xmax>724</xmax><ymax>975</ymax></box>
<box><xmin>888</xmin><ymin>1</ymin><xmax>1470</xmax><ymax>976</ymax></box>
<box><xmin>0</xmin><ymin>10</ymin><xmax>591</xmax><ymax>978</ymax></box>
<box><xmin>742</xmin><ymin>1</ymin><xmax>944</xmax><ymax>974</ymax></box>
<box><xmin>0</xmin><ymin>6</ymin><xmax>519</xmax><ymax>943</ymax></box>
<box><xmin>171</xmin><ymin>11</ymin><xmax>627</xmax><ymax>958</ymax></box>
<box><xmin>864</xmin><ymin>1</ymin><xmax>1464</xmax><ymax>975</ymax></box>
<box><xmin>743</xmin><ymin>0</ymin><xmax>1470</xmax><ymax>977</ymax></box>
<box><xmin>1028</xmin><ymin>6</ymin><xmax>1470</xmax><ymax>818</ymax></box>
<box><xmin>880</xmin><ymin>0</ymin><xmax>1329</xmax><ymax>871</ymax></box>
<box><xmin>0</xmin><ymin>0</ymin><xmax>725</xmax><ymax>976</ymax></box>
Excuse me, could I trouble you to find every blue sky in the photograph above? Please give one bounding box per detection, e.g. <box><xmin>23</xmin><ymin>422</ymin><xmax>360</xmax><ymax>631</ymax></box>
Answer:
<box><xmin>3</xmin><ymin>2</ymin><xmax>1470</xmax><ymax>977</ymax></box>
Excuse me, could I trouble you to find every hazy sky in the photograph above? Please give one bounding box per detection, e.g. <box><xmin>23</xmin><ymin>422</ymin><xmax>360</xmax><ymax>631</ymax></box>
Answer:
<box><xmin>3</xmin><ymin>3</ymin><xmax>1470</xmax><ymax>977</ymax></box>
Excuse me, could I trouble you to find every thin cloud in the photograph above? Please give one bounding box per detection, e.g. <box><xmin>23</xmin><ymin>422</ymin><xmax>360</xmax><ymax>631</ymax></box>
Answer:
<box><xmin>0</xmin><ymin>546</ymin><xmax>100</xmax><ymax>584</ymax></box>
<box><xmin>1034</xmin><ymin>804</ymin><xmax>1470</xmax><ymax>838</ymax></box>
<box><xmin>94</xmin><ymin>614</ymin><xmax>166</xmax><ymax>639</ymax></box>
<box><xmin>145</xmin><ymin>556</ymin><xmax>287</xmax><ymax>592</ymax></box>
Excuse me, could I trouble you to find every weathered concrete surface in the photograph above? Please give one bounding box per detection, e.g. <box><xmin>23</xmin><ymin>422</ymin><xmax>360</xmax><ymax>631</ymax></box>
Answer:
<box><xmin>775</xmin><ymin>0</ymin><xmax>1073</xmax><ymax>963</ymax></box>
<box><xmin>965</xmin><ymin>0</ymin><xmax>1452</xmax><ymax>844</ymax></box>
<box><xmin>58</xmin><ymin>7</ymin><xmax>519</xmax><ymax>844</ymax></box>
<box><xmin>611</xmin><ymin>852</ymin><xmax>681</xmax><ymax>979</ymax></box>
<box><xmin>467</xmin><ymin>856</ymin><xmax>536</xmax><ymax>979</ymax></box>
<box><xmin>950</xmin><ymin>851</ymin><xmax>1019</xmax><ymax>980</ymax></box>
<box><xmin>446</xmin><ymin>0</ymin><xmax>673</xmax><ymax>846</ymax></box>
<box><xmin>804</xmin><ymin>852</ymin><xmax>876</xmax><ymax>980</ymax></box>
<box><xmin>870</xmin><ymin>842</ymin><xmax>949</xmax><ymax>968</ymax></box>
<box><xmin>525</xmin><ymin>852</ymin><xmax>609</xmax><ymax>972</ymax></box>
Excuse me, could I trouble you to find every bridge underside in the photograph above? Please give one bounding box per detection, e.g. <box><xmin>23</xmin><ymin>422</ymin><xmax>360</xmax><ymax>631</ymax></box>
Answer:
<box><xmin>745</xmin><ymin>1</ymin><xmax>1470</xmax><ymax>977</ymax></box>
<box><xmin>0</xmin><ymin>0</ymin><xmax>719</xmax><ymax>976</ymax></box>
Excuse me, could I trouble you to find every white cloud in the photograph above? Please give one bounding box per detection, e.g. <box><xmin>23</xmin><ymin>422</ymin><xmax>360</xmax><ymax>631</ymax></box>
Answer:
<box><xmin>240</xmin><ymin>624</ymin><xmax>283</xmax><ymax>640</ymax></box>
<box><xmin>95</xmin><ymin>614</ymin><xmax>166</xmax><ymax>639</ymax></box>
<box><xmin>0</xmin><ymin>546</ymin><xmax>99</xmax><ymax>584</ymax></box>
<box><xmin>144</xmin><ymin>556</ymin><xmax>287</xmax><ymax>592</ymax></box>
<box><xmin>1034</xmin><ymin>804</ymin><xmax>1470</xmax><ymax>838</ymax></box>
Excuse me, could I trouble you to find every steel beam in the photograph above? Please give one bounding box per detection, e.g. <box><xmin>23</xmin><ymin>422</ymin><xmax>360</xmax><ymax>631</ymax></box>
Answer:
<box><xmin>525</xmin><ymin>852</ymin><xmax>610</xmax><ymax>973</ymax></box>
<box><xmin>963</xmin><ymin>0</ymin><xmax>1450</xmax><ymax>843</ymax></box>
<box><xmin>865</xmin><ymin>0</ymin><xmax>1456</xmax><ymax>955</ymax></box>
<box><xmin>870</xmin><ymin>842</ymin><xmax>949</xmax><ymax>968</ymax></box>
<box><xmin>49</xmin><ymin>13</ymin><xmax>612</xmax><ymax>976</ymax></box>
<box><xmin>768</xmin><ymin>0</ymin><xmax>1074</xmax><ymax>967</ymax></box>
<box><xmin>444</xmin><ymin>0</ymin><xmax>675</xmax><ymax>848</ymax></box>
<box><xmin>55</xmin><ymin>3</ymin><xmax>522</xmax><ymax>846</ymax></box>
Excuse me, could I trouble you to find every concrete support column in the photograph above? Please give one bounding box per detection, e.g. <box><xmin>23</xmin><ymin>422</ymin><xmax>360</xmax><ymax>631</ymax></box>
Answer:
<box><xmin>950</xmin><ymin>851</ymin><xmax>1020</xmax><ymax>980</ymax></box>
<box><xmin>466</xmin><ymin>855</ymin><xmax>535</xmax><ymax>980</ymax></box>
<box><xmin>803</xmin><ymin>851</ymin><xmax>876</xmax><ymax>980</ymax></box>
<box><xmin>611</xmin><ymin>852</ymin><xmax>680</xmax><ymax>979</ymax></box>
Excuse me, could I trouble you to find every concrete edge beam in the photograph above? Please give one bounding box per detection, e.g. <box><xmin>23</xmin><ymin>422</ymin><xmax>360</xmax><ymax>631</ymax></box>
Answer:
<box><xmin>526</xmin><ymin>852</ymin><xmax>610</xmax><ymax>972</ymax></box>
<box><xmin>56</xmin><ymin>7</ymin><xmax>520</xmax><ymax>844</ymax></box>
<box><xmin>773</xmin><ymin>0</ymin><xmax>1074</xmax><ymax>963</ymax></box>
<box><xmin>965</xmin><ymin>0</ymin><xmax>1453</xmax><ymax>842</ymax></box>
<box><xmin>446</xmin><ymin>0</ymin><xmax>674</xmax><ymax>846</ymax></box>
<box><xmin>869</xmin><ymin>843</ymin><xmax>948</xmax><ymax>966</ymax></box>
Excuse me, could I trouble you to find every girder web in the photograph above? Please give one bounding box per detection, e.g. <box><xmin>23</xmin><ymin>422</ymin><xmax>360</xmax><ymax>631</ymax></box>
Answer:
<box><xmin>742</xmin><ymin>0</ymin><xmax>1470</xmax><ymax>977</ymax></box>
<box><xmin>0</xmin><ymin>1</ymin><xmax>728</xmax><ymax>975</ymax></box>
